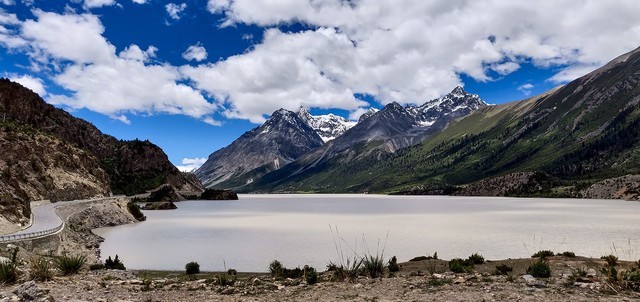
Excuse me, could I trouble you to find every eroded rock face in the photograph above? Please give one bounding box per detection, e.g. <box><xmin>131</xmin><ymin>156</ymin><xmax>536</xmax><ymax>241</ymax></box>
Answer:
<box><xmin>455</xmin><ymin>172</ymin><xmax>559</xmax><ymax>197</ymax></box>
<box><xmin>0</xmin><ymin>79</ymin><xmax>203</xmax><ymax>223</ymax></box>
<box><xmin>580</xmin><ymin>175</ymin><xmax>640</xmax><ymax>200</ymax></box>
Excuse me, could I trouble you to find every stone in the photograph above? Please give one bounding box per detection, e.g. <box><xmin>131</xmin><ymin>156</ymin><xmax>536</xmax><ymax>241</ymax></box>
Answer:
<box><xmin>13</xmin><ymin>281</ymin><xmax>53</xmax><ymax>301</ymax></box>
<box><xmin>521</xmin><ymin>275</ymin><xmax>536</xmax><ymax>283</ymax></box>
<box><xmin>586</xmin><ymin>269</ymin><xmax>597</xmax><ymax>277</ymax></box>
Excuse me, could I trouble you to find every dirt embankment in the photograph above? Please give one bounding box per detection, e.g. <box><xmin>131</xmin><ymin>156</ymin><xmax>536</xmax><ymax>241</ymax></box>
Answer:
<box><xmin>56</xmin><ymin>198</ymin><xmax>138</xmax><ymax>263</ymax></box>
<box><xmin>580</xmin><ymin>175</ymin><xmax>640</xmax><ymax>200</ymax></box>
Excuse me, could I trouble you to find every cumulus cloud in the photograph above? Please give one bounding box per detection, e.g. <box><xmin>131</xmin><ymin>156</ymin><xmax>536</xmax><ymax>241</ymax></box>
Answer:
<box><xmin>131</xmin><ymin>0</ymin><xmax>146</xmax><ymax>3</ymax></box>
<box><xmin>197</xmin><ymin>0</ymin><xmax>640</xmax><ymax>119</ymax></box>
<box><xmin>165</xmin><ymin>3</ymin><xmax>187</xmax><ymax>20</ymax></box>
<box><xmin>182</xmin><ymin>43</ymin><xmax>207</xmax><ymax>62</ymax></box>
<box><xmin>83</xmin><ymin>0</ymin><xmax>117</xmax><ymax>9</ymax></box>
<box><xmin>8</xmin><ymin>74</ymin><xmax>47</xmax><ymax>96</ymax></box>
<box><xmin>175</xmin><ymin>157</ymin><xmax>207</xmax><ymax>172</ymax></box>
<box><xmin>16</xmin><ymin>11</ymin><xmax>215</xmax><ymax>124</ymax></box>
<box><xmin>517</xmin><ymin>83</ymin><xmax>534</xmax><ymax>96</ymax></box>
<box><xmin>1</xmin><ymin>0</ymin><xmax>15</xmax><ymax>5</ymax></box>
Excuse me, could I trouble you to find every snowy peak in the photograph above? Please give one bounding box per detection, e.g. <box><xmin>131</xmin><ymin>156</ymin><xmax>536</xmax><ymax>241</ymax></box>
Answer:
<box><xmin>296</xmin><ymin>106</ymin><xmax>356</xmax><ymax>142</ymax></box>
<box><xmin>411</xmin><ymin>86</ymin><xmax>487</xmax><ymax>126</ymax></box>
<box><xmin>358</xmin><ymin>107</ymin><xmax>379</xmax><ymax>122</ymax></box>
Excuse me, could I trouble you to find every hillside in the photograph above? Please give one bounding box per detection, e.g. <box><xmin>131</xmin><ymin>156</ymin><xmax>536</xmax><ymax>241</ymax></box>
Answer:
<box><xmin>248</xmin><ymin>47</ymin><xmax>640</xmax><ymax>195</ymax></box>
<box><xmin>0</xmin><ymin>79</ymin><xmax>202</xmax><ymax>224</ymax></box>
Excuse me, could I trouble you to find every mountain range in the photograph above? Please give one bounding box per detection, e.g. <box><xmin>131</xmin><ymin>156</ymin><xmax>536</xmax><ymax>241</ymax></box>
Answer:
<box><xmin>197</xmin><ymin>46</ymin><xmax>640</xmax><ymax>200</ymax></box>
<box><xmin>195</xmin><ymin>86</ymin><xmax>487</xmax><ymax>190</ymax></box>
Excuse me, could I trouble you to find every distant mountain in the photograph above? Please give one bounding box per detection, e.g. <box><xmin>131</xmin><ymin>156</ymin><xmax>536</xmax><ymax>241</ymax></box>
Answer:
<box><xmin>244</xmin><ymin>87</ymin><xmax>487</xmax><ymax>192</ymax></box>
<box><xmin>0</xmin><ymin>79</ymin><xmax>203</xmax><ymax>224</ymax></box>
<box><xmin>297</xmin><ymin>106</ymin><xmax>356</xmax><ymax>142</ymax></box>
<box><xmin>250</xmin><ymin>46</ymin><xmax>640</xmax><ymax>196</ymax></box>
<box><xmin>195</xmin><ymin>108</ymin><xmax>324</xmax><ymax>189</ymax></box>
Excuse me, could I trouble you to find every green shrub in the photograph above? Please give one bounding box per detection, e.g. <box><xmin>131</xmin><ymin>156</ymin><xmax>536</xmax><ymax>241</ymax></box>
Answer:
<box><xmin>601</xmin><ymin>255</ymin><xmax>618</xmax><ymax>267</ymax></box>
<box><xmin>448</xmin><ymin>258</ymin><xmax>473</xmax><ymax>273</ymax></box>
<box><xmin>561</xmin><ymin>251</ymin><xmax>576</xmax><ymax>258</ymax></box>
<box><xmin>104</xmin><ymin>255</ymin><xmax>126</xmax><ymax>270</ymax></box>
<box><xmin>304</xmin><ymin>265</ymin><xmax>318</xmax><ymax>285</ymax></box>
<box><xmin>388</xmin><ymin>256</ymin><xmax>400</xmax><ymax>272</ymax></box>
<box><xmin>216</xmin><ymin>272</ymin><xmax>236</xmax><ymax>286</ymax></box>
<box><xmin>0</xmin><ymin>260</ymin><xmax>17</xmax><ymax>284</ymax></box>
<box><xmin>494</xmin><ymin>264</ymin><xmax>513</xmax><ymax>276</ymax></box>
<box><xmin>30</xmin><ymin>257</ymin><xmax>53</xmax><ymax>281</ymax></box>
<box><xmin>362</xmin><ymin>254</ymin><xmax>385</xmax><ymax>278</ymax></box>
<box><xmin>326</xmin><ymin>258</ymin><xmax>362</xmax><ymax>282</ymax></box>
<box><xmin>269</xmin><ymin>260</ymin><xmax>283</xmax><ymax>279</ymax></box>
<box><xmin>468</xmin><ymin>253</ymin><xmax>485</xmax><ymax>264</ymax></box>
<box><xmin>531</xmin><ymin>250</ymin><xmax>554</xmax><ymax>259</ymax></box>
<box><xmin>409</xmin><ymin>252</ymin><xmax>438</xmax><ymax>262</ymax></box>
<box><xmin>89</xmin><ymin>263</ymin><xmax>105</xmax><ymax>270</ymax></box>
<box><xmin>56</xmin><ymin>254</ymin><xmax>86</xmax><ymax>276</ymax></box>
<box><xmin>622</xmin><ymin>268</ymin><xmax>640</xmax><ymax>291</ymax></box>
<box><xmin>185</xmin><ymin>262</ymin><xmax>200</xmax><ymax>275</ymax></box>
<box><xmin>526</xmin><ymin>260</ymin><xmax>551</xmax><ymax>278</ymax></box>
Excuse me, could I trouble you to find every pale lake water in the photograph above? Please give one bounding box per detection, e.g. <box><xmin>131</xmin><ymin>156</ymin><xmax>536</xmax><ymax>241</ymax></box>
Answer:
<box><xmin>93</xmin><ymin>194</ymin><xmax>640</xmax><ymax>272</ymax></box>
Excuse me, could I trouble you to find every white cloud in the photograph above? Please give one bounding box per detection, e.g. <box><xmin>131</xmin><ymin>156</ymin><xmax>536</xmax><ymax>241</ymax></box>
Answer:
<box><xmin>131</xmin><ymin>0</ymin><xmax>146</xmax><ymax>3</ymax></box>
<box><xmin>176</xmin><ymin>157</ymin><xmax>207</xmax><ymax>172</ymax></box>
<box><xmin>1</xmin><ymin>0</ymin><xmax>15</xmax><ymax>5</ymax></box>
<box><xmin>17</xmin><ymin>11</ymin><xmax>215</xmax><ymax>124</ymax></box>
<box><xmin>83</xmin><ymin>0</ymin><xmax>117</xmax><ymax>9</ymax></box>
<box><xmin>8</xmin><ymin>74</ymin><xmax>47</xmax><ymax>96</ymax></box>
<box><xmin>197</xmin><ymin>0</ymin><xmax>640</xmax><ymax>116</ymax></box>
<box><xmin>517</xmin><ymin>83</ymin><xmax>534</xmax><ymax>96</ymax></box>
<box><xmin>165</xmin><ymin>3</ymin><xmax>187</xmax><ymax>20</ymax></box>
<box><xmin>203</xmin><ymin>117</ymin><xmax>222</xmax><ymax>126</ymax></box>
<box><xmin>182</xmin><ymin>43</ymin><xmax>207</xmax><ymax>62</ymax></box>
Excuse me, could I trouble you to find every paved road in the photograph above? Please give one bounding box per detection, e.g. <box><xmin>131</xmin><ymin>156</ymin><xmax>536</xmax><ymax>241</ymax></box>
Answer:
<box><xmin>1</xmin><ymin>196</ymin><xmax>123</xmax><ymax>242</ymax></box>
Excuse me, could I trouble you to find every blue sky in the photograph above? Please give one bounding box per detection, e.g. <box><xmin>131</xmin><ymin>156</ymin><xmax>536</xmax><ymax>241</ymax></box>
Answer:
<box><xmin>1</xmin><ymin>1</ymin><xmax>640</xmax><ymax>171</ymax></box>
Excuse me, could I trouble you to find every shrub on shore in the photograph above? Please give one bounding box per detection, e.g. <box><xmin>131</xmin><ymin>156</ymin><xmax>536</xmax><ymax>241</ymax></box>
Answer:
<box><xmin>104</xmin><ymin>255</ymin><xmax>126</xmax><ymax>270</ymax></box>
<box><xmin>532</xmin><ymin>250</ymin><xmax>555</xmax><ymax>259</ymax></box>
<box><xmin>468</xmin><ymin>253</ymin><xmax>485</xmax><ymax>264</ymax></box>
<box><xmin>448</xmin><ymin>258</ymin><xmax>473</xmax><ymax>273</ymax></box>
<box><xmin>527</xmin><ymin>260</ymin><xmax>551</xmax><ymax>278</ymax></box>
<box><xmin>601</xmin><ymin>255</ymin><xmax>618</xmax><ymax>267</ymax></box>
<box><xmin>127</xmin><ymin>201</ymin><xmax>146</xmax><ymax>221</ymax></box>
<box><xmin>0</xmin><ymin>248</ymin><xmax>18</xmax><ymax>284</ymax></box>
<box><xmin>494</xmin><ymin>264</ymin><xmax>513</xmax><ymax>276</ymax></box>
<box><xmin>388</xmin><ymin>256</ymin><xmax>400</xmax><ymax>272</ymax></box>
<box><xmin>362</xmin><ymin>254</ymin><xmax>385</xmax><ymax>278</ymax></box>
<box><xmin>185</xmin><ymin>262</ymin><xmax>200</xmax><ymax>275</ymax></box>
<box><xmin>561</xmin><ymin>251</ymin><xmax>576</xmax><ymax>258</ymax></box>
<box><xmin>56</xmin><ymin>254</ymin><xmax>86</xmax><ymax>276</ymax></box>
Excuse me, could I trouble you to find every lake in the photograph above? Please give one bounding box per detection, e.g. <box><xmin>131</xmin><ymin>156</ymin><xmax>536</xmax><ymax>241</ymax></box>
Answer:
<box><xmin>93</xmin><ymin>194</ymin><xmax>640</xmax><ymax>272</ymax></box>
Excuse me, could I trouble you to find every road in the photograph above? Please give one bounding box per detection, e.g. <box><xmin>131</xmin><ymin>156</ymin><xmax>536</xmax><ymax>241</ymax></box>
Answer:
<box><xmin>0</xmin><ymin>196</ymin><xmax>123</xmax><ymax>242</ymax></box>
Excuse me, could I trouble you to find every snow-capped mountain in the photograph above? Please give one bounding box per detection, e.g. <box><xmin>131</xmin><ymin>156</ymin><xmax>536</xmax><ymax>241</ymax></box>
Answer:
<box><xmin>407</xmin><ymin>86</ymin><xmax>487</xmax><ymax>127</ymax></box>
<box><xmin>358</xmin><ymin>107</ymin><xmax>379</xmax><ymax>122</ymax></box>
<box><xmin>194</xmin><ymin>108</ymin><xmax>324</xmax><ymax>189</ymax></box>
<box><xmin>297</xmin><ymin>107</ymin><xmax>357</xmax><ymax>142</ymax></box>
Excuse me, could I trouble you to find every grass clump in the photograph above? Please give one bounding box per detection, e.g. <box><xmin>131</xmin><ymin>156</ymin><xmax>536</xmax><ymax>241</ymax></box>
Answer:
<box><xmin>0</xmin><ymin>247</ymin><xmax>19</xmax><ymax>284</ymax></box>
<box><xmin>468</xmin><ymin>253</ymin><xmax>485</xmax><ymax>265</ymax></box>
<box><xmin>185</xmin><ymin>262</ymin><xmax>200</xmax><ymax>275</ymax></box>
<box><xmin>362</xmin><ymin>254</ymin><xmax>385</xmax><ymax>278</ymax></box>
<box><xmin>601</xmin><ymin>255</ymin><xmax>618</xmax><ymax>267</ymax></box>
<box><xmin>89</xmin><ymin>263</ymin><xmax>105</xmax><ymax>270</ymax></box>
<box><xmin>448</xmin><ymin>258</ymin><xmax>473</xmax><ymax>273</ymax></box>
<box><xmin>56</xmin><ymin>254</ymin><xmax>86</xmax><ymax>276</ymax></box>
<box><xmin>526</xmin><ymin>260</ymin><xmax>551</xmax><ymax>278</ymax></box>
<box><xmin>104</xmin><ymin>255</ymin><xmax>126</xmax><ymax>270</ymax></box>
<box><xmin>326</xmin><ymin>258</ymin><xmax>362</xmax><ymax>282</ymax></box>
<box><xmin>494</xmin><ymin>264</ymin><xmax>513</xmax><ymax>276</ymax></box>
<box><xmin>531</xmin><ymin>250</ymin><xmax>555</xmax><ymax>259</ymax></box>
<box><xmin>388</xmin><ymin>256</ymin><xmax>399</xmax><ymax>272</ymax></box>
<box><xmin>269</xmin><ymin>260</ymin><xmax>283</xmax><ymax>279</ymax></box>
<box><xmin>304</xmin><ymin>265</ymin><xmax>318</xmax><ymax>285</ymax></box>
<box><xmin>216</xmin><ymin>269</ymin><xmax>237</xmax><ymax>286</ymax></box>
<box><xmin>561</xmin><ymin>251</ymin><xmax>576</xmax><ymax>258</ymax></box>
<box><xmin>30</xmin><ymin>257</ymin><xmax>53</xmax><ymax>281</ymax></box>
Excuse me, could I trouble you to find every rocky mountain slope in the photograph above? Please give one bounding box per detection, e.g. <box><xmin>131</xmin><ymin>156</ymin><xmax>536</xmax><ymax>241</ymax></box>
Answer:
<box><xmin>0</xmin><ymin>79</ymin><xmax>202</xmax><ymax>224</ymax></box>
<box><xmin>195</xmin><ymin>109</ymin><xmax>324</xmax><ymax>189</ymax></box>
<box><xmin>250</xmin><ymin>46</ymin><xmax>640</xmax><ymax>195</ymax></box>
<box><xmin>246</xmin><ymin>87</ymin><xmax>487</xmax><ymax>192</ymax></box>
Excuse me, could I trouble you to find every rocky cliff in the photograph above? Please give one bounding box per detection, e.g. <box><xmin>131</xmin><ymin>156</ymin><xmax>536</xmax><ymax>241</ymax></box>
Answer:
<box><xmin>0</xmin><ymin>79</ymin><xmax>203</xmax><ymax>224</ymax></box>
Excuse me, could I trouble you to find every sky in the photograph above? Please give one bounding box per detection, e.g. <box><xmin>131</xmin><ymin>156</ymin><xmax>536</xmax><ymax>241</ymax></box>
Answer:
<box><xmin>1</xmin><ymin>0</ymin><xmax>640</xmax><ymax>172</ymax></box>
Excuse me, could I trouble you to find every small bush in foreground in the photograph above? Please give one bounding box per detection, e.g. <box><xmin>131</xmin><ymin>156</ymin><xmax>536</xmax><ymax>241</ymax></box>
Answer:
<box><xmin>269</xmin><ymin>260</ymin><xmax>283</xmax><ymax>279</ymax></box>
<box><xmin>127</xmin><ymin>201</ymin><xmax>146</xmax><ymax>221</ymax></box>
<box><xmin>304</xmin><ymin>265</ymin><xmax>318</xmax><ymax>285</ymax></box>
<box><xmin>89</xmin><ymin>263</ymin><xmax>105</xmax><ymax>270</ymax></box>
<box><xmin>527</xmin><ymin>260</ymin><xmax>551</xmax><ymax>278</ymax></box>
<box><xmin>601</xmin><ymin>255</ymin><xmax>618</xmax><ymax>267</ymax></box>
<box><xmin>0</xmin><ymin>259</ymin><xmax>17</xmax><ymax>284</ymax></box>
<box><xmin>561</xmin><ymin>251</ymin><xmax>576</xmax><ymax>258</ymax></box>
<box><xmin>185</xmin><ymin>262</ymin><xmax>200</xmax><ymax>275</ymax></box>
<box><xmin>388</xmin><ymin>256</ymin><xmax>399</xmax><ymax>272</ymax></box>
<box><xmin>362</xmin><ymin>254</ymin><xmax>385</xmax><ymax>278</ymax></box>
<box><xmin>468</xmin><ymin>253</ymin><xmax>485</xmax><ymax>265</ymax></box>
<box><xmin>56</xmin><ymin>254</ymin><xmax>86</xmax><ymax>276</ymax></box>
<box><xmin>326</xmin><ymin>258</ymin><xmax>362</xmax><ymax>282</ymax></box>
<box><xmin>448</xmin><ymin>258</ymin><xmax>473</xmax><ymax>273</ymax></box>
<box><xmin>622</xmin><ymin>268</ymin><xmax>640</xmax><ymax>291</ymax></box>
<box><xmin>104</xmin><ymin>255</ymin><xmax>126</xmax><ymax>270</ymax></box>
<box><xmin>30</xmin><ymin>257</ymin><xmax>53</xmax><ymax>281</ymax></box>
<box><xmin>494</xmin><ymin>264</ymin><xmax>513</xmax><ymax>276</ymax></box>
<box><xmin>531</xmin><ymin>250</ymin><xmax>554</xmax><ymax>259</ymax></box>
